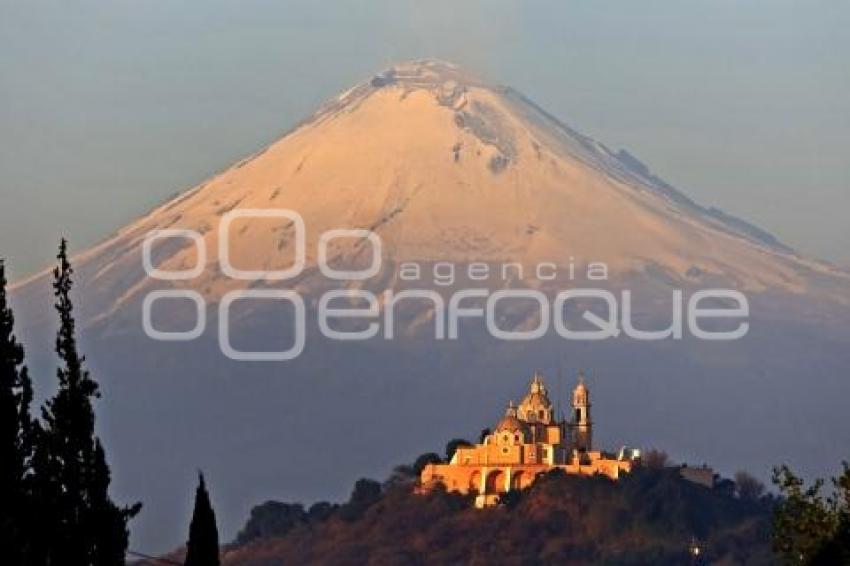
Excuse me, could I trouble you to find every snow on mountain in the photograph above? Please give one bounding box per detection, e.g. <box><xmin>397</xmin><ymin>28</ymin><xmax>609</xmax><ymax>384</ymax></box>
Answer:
<box><xmin>13</xmin><ymin>59</ymin><xmax>848</xmax><ymax>328</ymax></box>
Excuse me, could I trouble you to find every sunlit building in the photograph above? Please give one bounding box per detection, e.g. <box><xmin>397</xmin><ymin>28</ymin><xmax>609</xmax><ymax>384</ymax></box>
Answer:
<box><xmin>420</xmin><ymin>372</ymin><xmax>638</xmax><ymax>506</ymax></box>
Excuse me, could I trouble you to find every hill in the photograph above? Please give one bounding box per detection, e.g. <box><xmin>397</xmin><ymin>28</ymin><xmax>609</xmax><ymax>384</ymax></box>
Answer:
<box><xmin>212</xmin><ymin>468</ymin><xmax>773</xmax><ymax>565</ymax></box>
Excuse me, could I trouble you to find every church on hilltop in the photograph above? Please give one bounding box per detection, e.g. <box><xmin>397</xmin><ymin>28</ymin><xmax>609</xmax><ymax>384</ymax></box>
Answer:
<box><xmin>420</xmin><ymin>372</ymin><xmax>639</xmax><ymax>506</ymax></box>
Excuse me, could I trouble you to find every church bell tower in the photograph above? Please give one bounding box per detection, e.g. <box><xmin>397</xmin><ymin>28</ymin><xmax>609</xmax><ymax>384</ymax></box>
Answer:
<box><xmin>570</xmin><ymin>371</ymin><xmax>592</xmax><ymax>452</ymax></box>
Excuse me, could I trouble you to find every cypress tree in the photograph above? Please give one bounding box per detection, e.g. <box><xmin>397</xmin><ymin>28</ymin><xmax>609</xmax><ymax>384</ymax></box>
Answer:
<box><xmin>0</xmin><ymin>258</ymin><xmax>36</xmax><ymax>564</ymax></box>
<box><xmin>185</xmin><ymin>472</ymin><xmax>220</xmax><ymax>566</ymax></box>
<box><xmin>33</xmin><ymin>239</ymin><xmax>140</xmax><ymax>565</ymax></box>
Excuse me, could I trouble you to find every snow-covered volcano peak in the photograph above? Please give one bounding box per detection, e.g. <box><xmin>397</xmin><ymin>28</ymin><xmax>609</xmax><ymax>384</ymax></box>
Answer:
<box><xmin>376</xmin><ymin>59</ymin><xmax>488</xmax><ymax>89</ymax></box>
<box><xmin>12</xmin><ymin>60</ymin><xmax>849</xmax><ymax>323</ymax></box>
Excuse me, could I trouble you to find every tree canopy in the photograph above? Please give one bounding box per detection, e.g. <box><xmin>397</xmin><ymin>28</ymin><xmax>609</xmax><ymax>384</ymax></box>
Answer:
<box><xmin>772</xmin><ymin>462</ymin><xmax>850</xmax><ymax>565</ymax></box>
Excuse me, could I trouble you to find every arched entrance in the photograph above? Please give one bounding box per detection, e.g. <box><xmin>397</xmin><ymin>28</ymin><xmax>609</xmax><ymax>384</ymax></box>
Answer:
<box><xmin>511</xmin><ymin>471</ymin><xmax>525</xmax><ymax>490</ymax></box>
<box><xmin>486</xmin><ymin>470</ymin><xmax>505</xmax><ymax>493</ymax></box>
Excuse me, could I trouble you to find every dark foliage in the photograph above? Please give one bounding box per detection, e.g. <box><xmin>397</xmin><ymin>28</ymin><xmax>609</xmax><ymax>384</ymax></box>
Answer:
<box><xmin>496</xmin><ymin>487</ymin><xmax>524</xmax><ymax>509</ymax></box>
<box><xmin>642</xmin><ymin>448</ymin><xmax>670</xmax><ymax>470</ymax></box>
<box><xmin>444</xmin><ymin>438</ymin><xmax>472</xmax><ymax>462</ymax></box>
<box><xmin>230</xmin><ymin>465</ymin><xmax>774</xmax><ymax>565</ymax></box>
<box><xmin>0</xmin><ymin>259</ymin><xmax>36</xmax><ymax>564</ymax></box>
<box><xmin>30</xmin><ymin>240</ymin><xmax>140</xmax><ymax>565</ymax></box>
<box><xmin>307</xmin><ymin>501</ymin><xmax>338</xmax><ymax>523</ymax></box>
<box><xmin>412</xmin><ymin>452</ymin><xmax>442</xmax><ymax>475</ymax></box>
<box><xmin>735</xmin><ymin>470</ymin><xmax>766</xmax><ymax>502</ymax></box>
<box><xmin>235</xmin><ymin>501</ymin><xmax>308</xmax><ymax>545</ymax></box>
<box><xmin>185</xmin><ymin>473</ymin><xmax>220</xmax><ymax>566</ymax></box>
<box><xmin>237</xmin><ymin>477</ymin><xmax>386</xmax><ymax>546</ymax></box>
<box><xmin>338</xmin><ymin>478</ymin><xmax>383</xmax><ymax>522</ymax></box>
<box><xmin>384</xmin><ymin>463</ymin><xmax>418</xmax><ymax>488</ymax></box>
<box><xmin>772</xmin><ymin>462</ymin><xmax>850</xmax><ymax>565</ymax></box>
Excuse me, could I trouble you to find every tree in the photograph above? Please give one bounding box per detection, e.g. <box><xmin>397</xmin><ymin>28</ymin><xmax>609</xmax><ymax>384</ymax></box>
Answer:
<box><xmin>349</xmin><ymin>478</ymin><xmax>382</xmax><ymax>508</ymax></box>
<box><xmin>643</xmin><ymin>448</ymin><xmax>670</xmax><ymax>470</ymax></box>
<box><xmin>497</xmin><ymin>488</ymin><xmax>524</xmax><ymax>509</ymax></box>
<box><xmin>339</xmin><ymin>478</ymin><xmax>382</xmax><ymax>522</ymax></box>
<box><xmin>810</xmin><ymin>462</ymin><xmax>850</xmax><ymax>564</ymax></box>
<box><xmin>413</xmin><ymin>452</ymin><xmax>443</xmax><ymax>475</ymax></box>
<box><xmin>444</xmin><ymin>438</ymin><xmax>472</xmax><ymax>463</ymax></box>
<box><xmin>772</xmin><ymin>463</ymin><xmax>850</xmax><ymax>565</ymax></box>
<box><xmin>384</xmin><ymin>463</ymin><xmax>417</xmax><ymax>488</ymax></box>
<box><xmin>478</xmin><ymin>428</ymin><xmax>490</xmax><ymax>444</ymax></box>
<box><xmin>307</xmin><ymin>501</ymin><xmax>337</xmax><ymax>523</ymax></box>
<box><xmin>235</xmin><ymin>500</ymin><xmax>308</xmax><ymax>545</ymax></box>
<box><xmin>0</xmin><ymin>258</ymin><xmax>36</xmax><ymax>563</ymax></box>
<box><xmin>185</xmin><ymin>472</ymin><xmax>220</xmax><ymax>566</ymax></box>
<box><xmin>32</xmin><ymin>239</ymin><xmax>140</xmax><ymax>565</ymax></box>
<box><xmin>735</xmin><ymin>470</ymin><xmax>765</xmax><ymax>501</ymax></box>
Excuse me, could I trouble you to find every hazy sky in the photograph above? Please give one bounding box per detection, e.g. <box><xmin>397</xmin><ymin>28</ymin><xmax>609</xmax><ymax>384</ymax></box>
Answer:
<box><xmin>1</xmin><ymin>0</ymin><xmax>848</xmax><ymax>280</ymax></box>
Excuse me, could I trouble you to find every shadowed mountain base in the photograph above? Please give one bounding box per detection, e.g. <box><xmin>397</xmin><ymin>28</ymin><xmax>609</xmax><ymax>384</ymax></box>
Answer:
<box><xmin>214</xmin><ymin>468</ymin><xmax>774</xmax><ymax>566</ymax></box>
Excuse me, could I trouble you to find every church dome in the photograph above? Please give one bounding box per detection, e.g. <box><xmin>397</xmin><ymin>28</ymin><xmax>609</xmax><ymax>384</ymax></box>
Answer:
<box><xmin>495</xmin><ymin>400</ymin><xmax>528</xmax><ymax>433</ymax></box>
<box><xmin>520</xmin><ymin>391</ymin><xmax>551</xmax><ymax>409</ymax></box>
<box><xmin>518</xmin><ymin>373</ymin><xmax>553</xmax><ymax>423</ymax></box>
<box><xmin>495</xmin><ymin>414</ymin><xmax>527</xmax><ymax>433</ymax></box>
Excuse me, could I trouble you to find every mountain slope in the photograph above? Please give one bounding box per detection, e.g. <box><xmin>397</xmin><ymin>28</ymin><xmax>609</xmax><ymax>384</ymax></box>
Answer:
<box><xmin>13</xmin><ymin>60</ymin><xmax>848</xmax><ymax>324</ymax></box>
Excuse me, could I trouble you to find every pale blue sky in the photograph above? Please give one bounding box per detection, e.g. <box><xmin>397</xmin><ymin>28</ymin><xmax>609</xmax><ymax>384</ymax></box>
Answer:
<box><xmin>1</xmin><ymin>0</ymin><xmax>848</xmax><ymax>279</ymax></box>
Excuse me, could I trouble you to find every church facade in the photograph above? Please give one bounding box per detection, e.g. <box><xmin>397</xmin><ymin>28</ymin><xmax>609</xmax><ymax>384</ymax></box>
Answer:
<box><xmin>420</xmin><ymin>372</ymin><xmax>636</xmax><ymax>506</ymax></box>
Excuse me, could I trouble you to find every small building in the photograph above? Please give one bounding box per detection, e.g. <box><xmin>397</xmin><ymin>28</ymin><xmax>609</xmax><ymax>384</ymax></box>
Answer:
<box><xmin>420</xmin><ymin>372</ymin><xmax>637</xmax><ymax>507</ymax></box>
<box><xmin>679</xmin><ymin>464</ymin><xmax>717</xmax><ymax>489</ymax></box>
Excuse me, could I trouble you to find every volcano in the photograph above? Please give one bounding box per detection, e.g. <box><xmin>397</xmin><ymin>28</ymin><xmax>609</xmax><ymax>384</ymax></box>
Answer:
<box><xmin>10</xmin><ymin>60</ymin><xmax>850</xmax><ymax>553</ymax></box>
